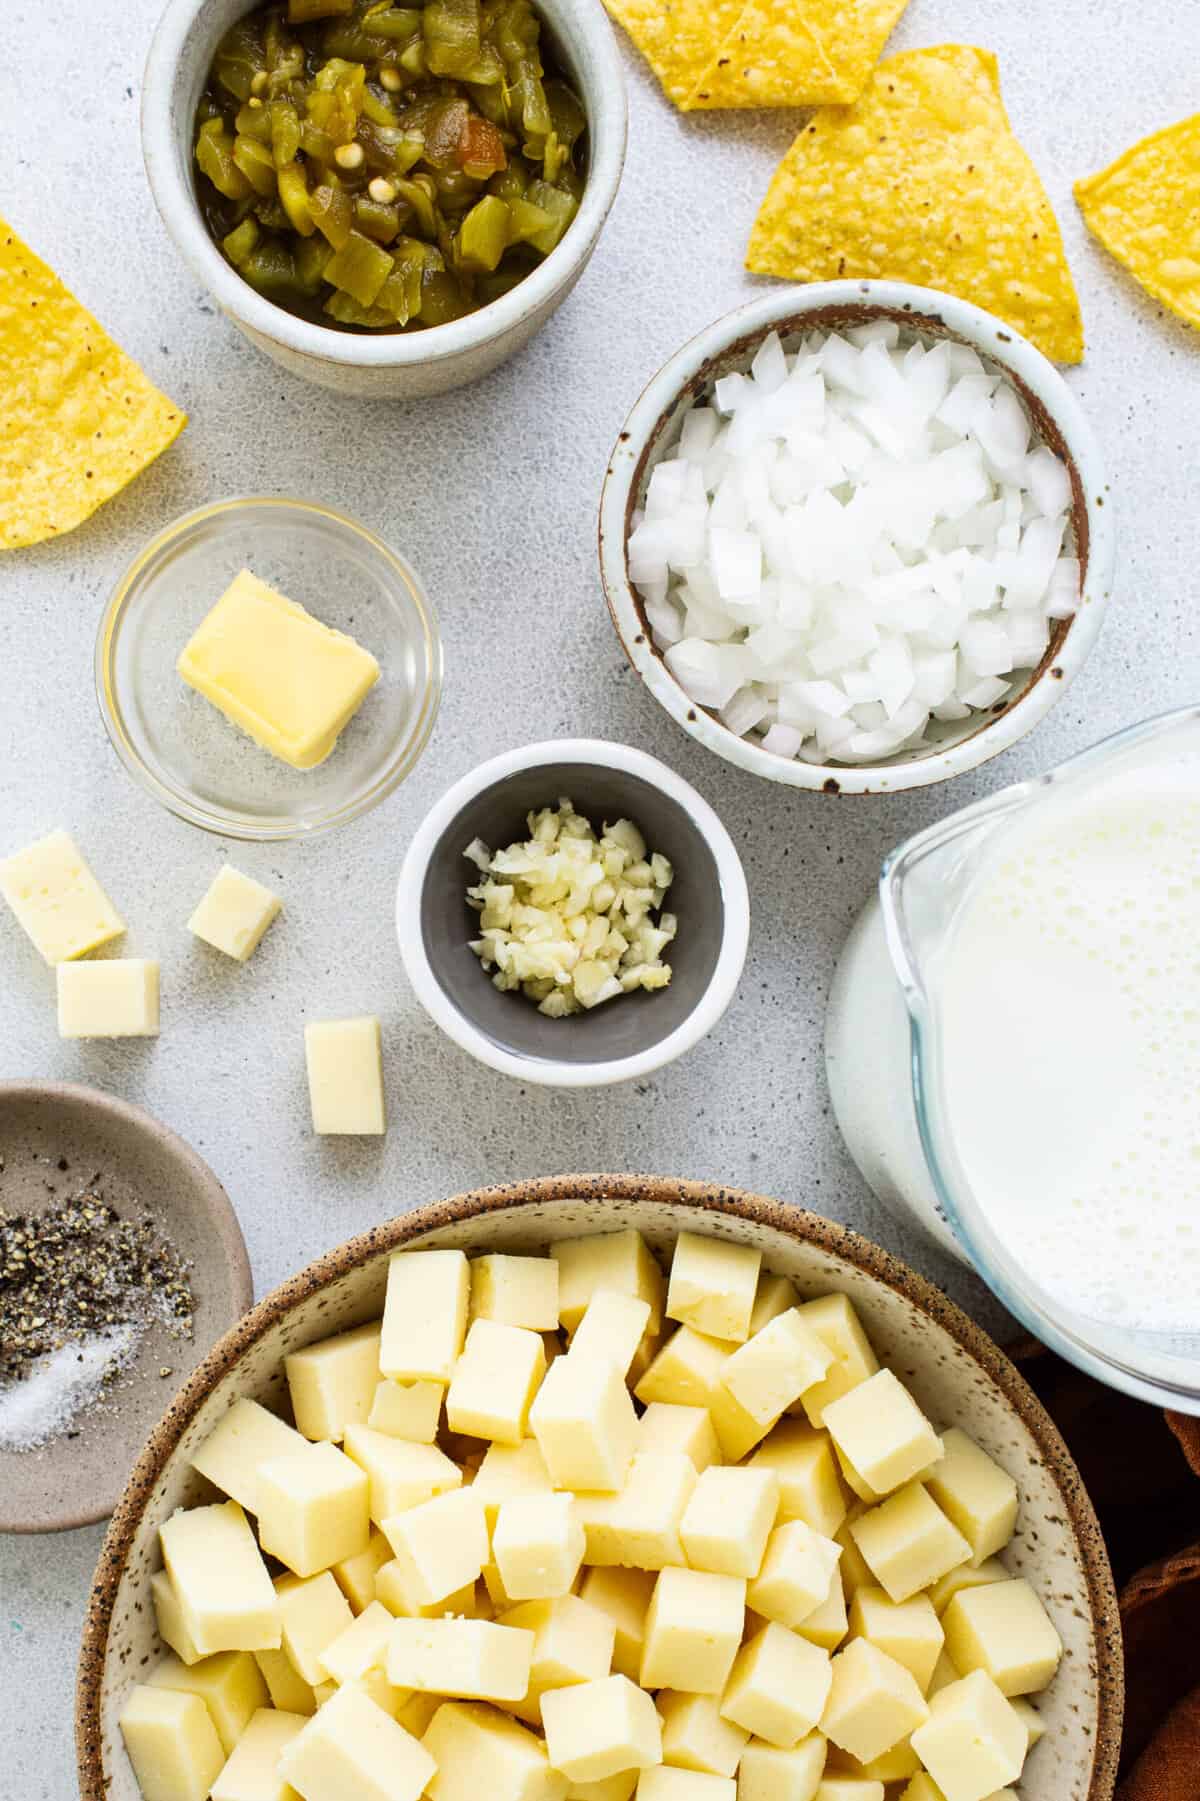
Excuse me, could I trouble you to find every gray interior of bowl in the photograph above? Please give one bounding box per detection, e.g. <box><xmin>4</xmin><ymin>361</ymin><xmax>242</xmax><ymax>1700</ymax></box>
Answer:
<box><xmin>417</xmin><ymin>763</ymin><xmax>723</xmax><ymax>1064</ymax></box>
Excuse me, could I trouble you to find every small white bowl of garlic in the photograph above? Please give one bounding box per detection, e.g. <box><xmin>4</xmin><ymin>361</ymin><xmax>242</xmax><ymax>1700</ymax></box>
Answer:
<box><xmin>395</xmin><ymin>740</ymin><xmax>750</xmax><ymax>1086</ymax></box>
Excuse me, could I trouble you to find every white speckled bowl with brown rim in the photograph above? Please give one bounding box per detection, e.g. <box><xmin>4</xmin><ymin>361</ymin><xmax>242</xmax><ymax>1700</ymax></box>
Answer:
<box><xmin>76</xmin><ymin>1176</ymin><xmax>1123</xmax><ymax>1800</ymax></box>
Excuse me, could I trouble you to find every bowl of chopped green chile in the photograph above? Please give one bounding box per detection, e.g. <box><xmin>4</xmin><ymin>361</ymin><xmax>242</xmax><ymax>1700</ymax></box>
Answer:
<box><xmin>142</xmin><ymin>0</ymin><xmax>626</xmax><ymax>397</ymax></box>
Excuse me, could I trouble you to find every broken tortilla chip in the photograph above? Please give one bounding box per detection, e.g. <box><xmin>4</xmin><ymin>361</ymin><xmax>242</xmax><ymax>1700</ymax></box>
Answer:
<box><xmin>746</xmin><ymin>44</ymin><xmax>1085</xmax><ymax>364</ymax></box>
<box><xmin>1075</xmin><ymin>114</ymin><xmax>1200</xmax><ymax>333</ymax></box>
<box><xmin>0</xmin><ymin>218</ymin><xmax>186</xmax><ymax>551</ymax></box>
<box><xmin>686</xmin><ymin>0</ymin><xmax>910</xmax><ymax>112</ymax></box>
<box><xmin>600</xmin><ymin>0</ymin><xmax>744</xmax><ymax>111</ymax></box>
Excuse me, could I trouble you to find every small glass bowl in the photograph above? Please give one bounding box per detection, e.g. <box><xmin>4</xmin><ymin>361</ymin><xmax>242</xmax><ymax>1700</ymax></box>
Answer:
<box><xmin>96</xmin><ymin>497</ymin><xmax>441</xmax><ymax>840</ymax></box>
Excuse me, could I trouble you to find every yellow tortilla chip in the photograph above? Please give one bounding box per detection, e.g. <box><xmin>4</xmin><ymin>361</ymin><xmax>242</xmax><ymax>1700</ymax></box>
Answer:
<box><xmin>0</xmin><ymin>219</ymin><xmax>186</xmax><ymax>551</ymax></box>
<box><xmin>600</xmin><ymin>0</ymin><xmax>744</xmax><ymax>110</ymax></box>
<box><xmin>747</xmin><ymin>44</ymin><xmax>1085</xmax><ymax>364</ymax></box>
<box><xmin>686</xmin><ymin>0</ymin><xmax>910</xmax><ymax>112</ymax></box>
<box><xmin>1075</xmin><ymin>115</ymin><xmax>1200</xmax><ymax>332</ymax></box>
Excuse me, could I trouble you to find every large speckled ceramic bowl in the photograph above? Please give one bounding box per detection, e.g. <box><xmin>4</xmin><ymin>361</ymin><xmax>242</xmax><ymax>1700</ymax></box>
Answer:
<box><xmin>77</xmin><ymin>1177</ymin><xmax>1122</xmax><ymax>1801</ymax></box>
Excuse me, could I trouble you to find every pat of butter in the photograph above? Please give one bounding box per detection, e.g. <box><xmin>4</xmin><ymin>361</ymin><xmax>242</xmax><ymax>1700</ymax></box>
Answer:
<box><xmin>178</xmin><ymin>569</ymin><xmax>380</xmax><ymax>770</ymax></box>
<box><xmin>189</xmin><ymin>864</ymin><xmax>281</xmax><ymax>962</ymax></box>
<box><xmin>160</xmin><ymin>1501</ymin><xmax>282</xmax><ymax>1657</ymax></box>
<box><xmin>0</xmin><ymin>828</ymin><xmax>124</xmax><ymax>963</ymax></box>
<box><xmin>305</xmin><ymin>1016</ymin><xmax>386</xmax><ymax>1135</ymax></box>
<box><xmin>57</xmin><ymin>958</ymin><xmax>159</xmax><ymax>1038</ymax></box>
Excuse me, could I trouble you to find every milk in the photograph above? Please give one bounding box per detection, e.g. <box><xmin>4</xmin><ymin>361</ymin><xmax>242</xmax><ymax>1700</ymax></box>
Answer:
<box><xmin>934</xmin><ymin>757</ymin><xmax>1200</xmax><ymax>1331</ymax></box>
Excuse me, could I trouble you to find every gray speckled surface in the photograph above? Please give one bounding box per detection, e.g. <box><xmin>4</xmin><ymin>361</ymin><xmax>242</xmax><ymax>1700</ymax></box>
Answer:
<box><xmin>2</xmin><ymin>0</ymin><xmax>1198</xmax><ymax>1787</ymax></box>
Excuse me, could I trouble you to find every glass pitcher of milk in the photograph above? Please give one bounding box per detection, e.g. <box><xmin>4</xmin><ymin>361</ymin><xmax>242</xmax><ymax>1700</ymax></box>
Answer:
<box><xmin>827</xmin><ymin>704</ymin><xmax>1200</xmax><ymax>1412</ymax></box>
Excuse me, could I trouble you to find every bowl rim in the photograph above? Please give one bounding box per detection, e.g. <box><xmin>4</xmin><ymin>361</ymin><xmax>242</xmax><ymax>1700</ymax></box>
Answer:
<box><xmin>0</xmin><ymin>1079</ymin><xmax>253</xmax><ymax>1534</ymax></box>
<box><xmin>598</xmin><ymin>279</ymin><xmax>1117</xmax><ymax>795</ymax></box>
<box><xmin>95</xmin><ymin>494</ymin><xmax>443</xmax><ymax>841</ymax></box>
<box><xmin>394</xmin><ymin>738</ymin><xmax>751</xmax><ymax>1085</ymax></box>
<box><xmin>140</xmin><ymin>0</ymin><xmax>628</xmax><ymax>369</ymax></box>
<box><xmin>75</xmin><ymin>1174</ymin><xmax>1122</xmax><ymax>1800</ymax></box>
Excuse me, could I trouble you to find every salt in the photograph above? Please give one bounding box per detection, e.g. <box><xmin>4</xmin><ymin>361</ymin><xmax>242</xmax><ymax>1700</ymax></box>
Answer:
<box><xmin>0</xmin><ymin>1325</ymin><xmax>137</xmax><ymax>1452</ymax></box>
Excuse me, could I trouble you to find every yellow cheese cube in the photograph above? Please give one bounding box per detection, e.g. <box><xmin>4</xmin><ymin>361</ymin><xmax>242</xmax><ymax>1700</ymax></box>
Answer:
<box><xmin>828</xmin><ymin>1740</ymin><xmax>919</xmax><ymax>1781</ymax></box>
<box><xmin>330</xmin><ymin>1527</ymin><xmax>393</xmax><ymax>1614</ymax></box>
<box><xmin>927</xmin><ymin>1651</ymin><xmax>959</xmax><ymax>1699</ymax></box>
<box><xmin>570</xmin><ymin>1289</ymin><xmax>654</xmax><ymax>1378</ymax></box>
<box><xmin>748</xmin><ymin>1424</ymin><xmax>847</xmax><ymax>1540</ymax></box>
<box><xmin>530</xmin><ymin>1352</ymin><xmax>639</xmax><ymax>1493</ymax></box>
<box><xmin>57</xmin><ymin>957</ymin><xmax>159</xmax><ymax>1037</ymax></box>
<box><xmin>832</xmin><ymin>1522</ymin><xmax>873</xmax><ymax>1600</ymax></box>
<box><xmin>276</xmin><ymin>1573</ymin><xmax>354</xmax><ymax>1686</ymax></box>
<box><xmin>628</xmin><ymin>1329</ymin><xmax>662</xmax><ymax>1390</ymax></box>
<box><xmin>580</xmin><ymin>1566</ymin><xmax>656</xmax><ymax>1682</ymax></box>
<box><xmin>342</xmin><ymin>1426</ymin><xmax>462</xmax><ymax>1524</ymax></box>
<box><xmin>472</xmin><ymin>1254</ymin><xmax>561</xmax><ymax>1331</ymax></box>
<box><xmin>284</xmin><ymin>1322</ymin><xmax>382</xmax><ymax>1444</ymax></box>
<box><xmin>387</xmin><ymin>1617</ymin><xmax>535</xmax><ymax>1700</ymax></box>
<box><xmin>658</xmin><ymin>1691</ymin><xmax>748</xmax><ymax>1777</ymax></box>
<box><xmin>637</xmin><ymin>1403</ymin><xmax>721</xmax><ymax>1472</ymax></box>
<box><xmin>396</xmin><ymin>1689</ymin><xmax>443</xmax><ymax>1737</ymax></box>
<box><xmin>161</xmin><ymin>1502</ymin><xmax>281</xmax><ymax>1656</ymax></box>
<box><xmin>148</xmin><ymin>1651</ymin><xmax>269</xmax><ymax>1754</ymax></box>
<box><xmin>680</xmin><ymin>1467</ymin><xmax>779</xmax><ymax>1578</ymax></box>
<box><xmin>178</xmin><ymin>570</ymin><xmax>380</xmax><ymax>771</ymax></box>
<box><xmin>253</xmin><ymin>1649</ymin><xmax>318</xmax><ymax>1716</ymax></box>
<box><xmin>720</xmin><ymin>1624</ymin><xmax>832</xmax><ymax>1747</ymax></box>
<box><xmin>368</xmin><ymin>1377</ymin><xmax>443</xmax><ymax>1442</ymax></box>
<box><xmin>849</xmin><ymin>1487</ymin><xmax>970</xmax><ymax>1606</ymax></box>
<box><xmin>552</xmin><ymin>1230</ymin><xmax>666</xmax><ymax>1334</ymax></box>
<box><xmin>189</xmin><ymin>864</ymin><xmax>281</xmax><ymax>962</ymax></box>
<box><xmin>822</xmin><ymin>1373</ymin><xmax>942</xmax><ymax>1500</ymax></box>
<box><xmin>494</xmin><ymin>1493</ymin><xmax>586</xmax><ymax>1599</ymax></box>
<box><xmin>747</xmin><ymin>1522</ymin><xmax>842</xmax><ymax>1630</ymax></box>
<box><xmin>577</xmin><ymin>1452</ymin><xmax>697</xmax><ymax>1570</ymax></box>
<box><xmin>566</xmin><ymin>1776</ymin><xmax>637</xmax><ymax>1801</ymax></box>
<box><xmin>642</xmin><ymin>1567</ymin><xmax>747</xmax><ymax>1694</ymax></box>
<box><xmin>278</xmin><ymin>1679</ymin><xmax>434</xmax><ymax>1801</ymax></box>
<box><xmin>152</xmin><ymin>1570</ymin><xmax>204</xmax><ymax>1667</ymax></box>
<box><xmin>909</xmin><ymin>1671</ymin><xmax>1026</xmax><ymax>1801</ymax></box>
<box><xmin>847</xmin><ymin>1589</ymin><xmax>943</xmax><ymax>1693</ymax></box>
<box><xmin>1010</xmin><ymin>1695</ymin><xmax>1044</xmax><ymax>1749</ymax></box>
<box><xmin>922</xmin><ymin>1434</ymin><xmax>1018</xmax><ymax>1569</ymax></box>
<box><xmin>940</xmin><ymin>1579</ymin><xmax>1061</xmax><ymax>1697</ymax></box>
<box><xmin>813</xmin><ymin>1780</ymin><xmax>883</xmax><ymax>1801</ymax></box>
<box><xmin>795</xmin><ymin>1571</ymin><xmax>848</xmax><ymax>1654</ymax></box>
<box><xmin>422</xmin><ymin>1699</ymin><xmax>566</xmax><ymax>1801</ymax></box>
<box><xmin>792</xmin><ymin>1300</ymin><xmax>878</xmax><ymax>1429</ymax></box>
<box><xmin>541</xmin><ymin>1674</ymin><xmax>663</xmax><ymax>1783</ymax></box>
<box><xmin>748</xmin><ymin>1274</ymin><xmax>799</xmax><ymax>1337</ymax></box>
<box><xmin>210</xmin><ymin>1706</ymin><xmax>307</xmax><ymax>1801</ymax></box>
<box><xmin>819</xmin><ymin>1639</ymin><xmax>928</xmax><ymax>1764</ymax></box>
<box><xmin>380</xmin><ymin>1486</ymin><xmax>489</xmax><ymax>1607</ymax></box>
<box><xmin>666</xmin><ymin>1234</ymin><xmax>761</xmax><ymax>1343</ymax></box>
<box><xmin>928</xmin><ymin>1559</ymin><xmax>1008</xmax><ymax>1618</ymax></box>
<box><xmin>500</xmin><ymin>1593</ymin><xmax>616</xmax><ymax>1725</ymax></box>
<box><xmin>191</xmin><ymin>1398</ymin><xmax>306</xmax><ymax>1514</ymax></box>
<box><xmin>119</xmin><ymin>1683</ymin><xmax>225</xmax><ymax>1801</ymax></box>
<box><xmin>735</xmin><ymin>1734</ymin><xmax>828</xmax><ymax>1801</ymax></box>
<box><xmin>448</xmin><ymin>1318</ymin><xmax>547</xmax><ymax>1444</ymax></box>
<box><xmin>319</xmin><ymin>1599</ymin><xmax>397</xmax><ymax>1685</ymax></box>
<box><xmin>257</xmin><ymin>1442</ymin><xmax>370</xmax><ymax>1578</ymax></box>
<box><xmin>636</xmin><ymin>1772</ymin><xmax>734</xmax><ymax>1800</ymax></box>
<box><xmin>635</xmin><ymin>1326</ymin><xmax>729</xmax><ymax>1410</ymax></box>
<box><xmin>472</xmin><ymin>1439</ymin><xmax>554</xmax><ymax>1527</ymax></box>
<box><xmin>381</xmin><ymin>1249</ymin><xmax>470</xmax><ymax>1383</ymax></box>
<box><xmin>0</xmin><ymin>828</ymin><xmax>124</xmax><ymax>964</ymax></box>
<box><xmin>305</xmin><ymin>1017</ymin><xmax>386</xmax><ymax>1134</ymax></box>
<box><xmin>721</xmin><ymin>1315</ymin><xmax>833</xmax><ymax>1428</ymax></box>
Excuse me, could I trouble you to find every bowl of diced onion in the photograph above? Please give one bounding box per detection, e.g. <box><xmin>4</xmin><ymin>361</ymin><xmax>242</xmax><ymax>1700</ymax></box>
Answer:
<box><xmin>599</xmin><ymin>282</ymin><xmax>1115</xmax><ymax>794</ymax></box>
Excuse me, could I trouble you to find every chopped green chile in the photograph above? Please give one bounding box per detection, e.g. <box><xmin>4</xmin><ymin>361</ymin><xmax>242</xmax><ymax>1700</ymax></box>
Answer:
<box><xmin>193</xmin><ymin>0</ymin><xmax>586</xmax><ymax>331</ymax></box>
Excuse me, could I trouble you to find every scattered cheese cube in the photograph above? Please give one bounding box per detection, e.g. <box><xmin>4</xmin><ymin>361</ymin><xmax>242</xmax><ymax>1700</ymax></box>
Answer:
<box><xmin>57</xmin><ymin>957</ymin><xmax>159</xmax><ymax>1037</ymax></box>
<box><xmin>191</xmin><ymin>1398</ymin><xmax>307</xmax><ymax>1514</ymax></box>
<box><xmin>342</xmin><ymin>1426</ymin><xmax>462</xmax><ymax>1524</ymax></box>
<box><xmin>908</xmin><ymin>1672</ymin><xmax>1026</xmax><ymax>1801</ymax></box>
<box><xmin>666</xmin><ymin>1233</ymin><xmax>761</xmax><ymax>1343</ymax></box>
<box><xmin>577</xmin><ymin>1451</ymin><xmax>696</xmax><ymax>1570</ymax></box>
<box><xmin>721</xmin><ymin>1623</ymin><xmax>832</xmax><ymax>1748</ymax></box>
<box><xmin>387</xmin><ymin>1617</ymin><xmax>535</xmax><ymax>1702</ymax></box>
<box><xmin>636</xmin><ymin>1771</ymin><xmax>734</xmax><ymax>1800</ymax></box>
<box><xmin>147</xmin><ymin>1651</ymin><xmax>269</xmax><ymax>1755</ymax></box>
<box><xmin>735</xmin><ymin>1734</ymin><xmax>828</xmax><ymax>1801</ymax></box>
<box><xmin>636</xmin><ymin>1326</ymin><xmax>731</xmax><ymax>1411</ymax></box>
<box><xmin>641</xmin><ymin>1567</ymin><xmax>747</xmax><ymax>1694</ymax></box>
<box><xmin>494</xmin><ymin>1492</ymin><xmax>586</xmax><ymax>1600</ymax></box>
<box><xmin>500</xmin><ymin>1593</ymin><xmax>616</xmax><ymax>1725</ymax></box>
<box><xmin>254</xmin><ymin>1648</ymin><xmax>318</xmax><ymax>1716</ymax></box>
<box><xmin>819</xmin><ymin>1639</ymin><xmax>928</xmax><ymax>1764</ymax></box>
<box><xmin>832</xmin><ymin>1523</ymin><xmax>874</xmax><ymax>1600</ymax></box>
<box><xmin>319</xmin><ymin>1599</ymin><xmax>397</xmax><ymax>1685</ymax></box>
<box><xmin>749</xmin><ymin>1274</ymin><xmax>800</xmax><ymax>1337</ymax></box>
<box><xmin>257</xmin><ymin>1442</ymin><xmax>370</xmax><ymax>1578</ymax></box>
<box><xmin>369</xmin><ymin>1377</ymin><xmax>443</xmax><ymax>1442</ymax></box>
<box><xmin>637</xmin><ymin>1403</ymin><xmax>721</xmax><ymax>1473</ymax></box>
<box><xmin>472</xmin><ymin>1254</ymin><xmax>561</xmax><ymax>1331</ymax></box>
<box><xmin>330</xmin><ymin>1527</ymin><xmax>393</xmax><ymax>1614</ymax></box>
<box><xmin>381</xmin><ymin>1487</ymin><xmax>489</xmax><ymax>1607</ymax></box>
<box><xmin>794</xmin><ymin>1570</ymin><xmax>849</xmax><ymax>1655</ymax></box>
<box><xmin>119</xmin><ymin>1683</ymin><xmax>225</xmax><ymax>1801</ymax></box>
<box><xmin>580</xmin><ymin>1567</ymin><xmax>656</xmax><ymax>1682</ymax></box>
<box><xmin>793</xmin><ymin>1299</ymin><xmax>879</xmax><ymax>1429</ymax></box>
<box><xmin>210</xmin><ymin>1706</ymin><xmax>307</xmax><ymax>1801</ymax></box>
<box><xmin>285</xmin><ymin>1322</ymin><xmax>382</xmax><ymax>1444</ymax></box>
<box><xmin>849</xmin><ymin>1487</ymin><xmax>970</xmax><ymax>1605</ymax></box>
<box><xmin>748</xmin><ymin>1423</ymin><xmax>847</xmax><ymax>1539</ymax></box>
<box><xmin>552</xmin><ymin>1230</ymin><xmax>665</xmax><ymax>1335</ymax></box>
<box><xmin>381</xmin><ymin>1249</ymin><xmax>470</xmax><ymax>1383</ymax></box>
<box><xmin>940</xmin><ymin>1579</ymin><xmax>1062</xmax><ymax>1696</ymax></box>
<box><xmin>657</xmin><ymin>1690</ymin><xmax>748</xmax><ymax>1777</ymax></box>
<box><xmin>277</xmin><ymin>1679</ymin><xmax>435</xmax><ymax>1801</ymax></box>
<box><xmin>927</xmin><ymin>1651</ymin><xmax>960</xmax><ymax>1698</ymax></box>
<box><xmin>0</xmin><ymin>828</ymin><xmax>124</xmax><ymax>964</ymax></box>
<box><xmin>422</xmin><ymin>1698</ymin><xmax>566</xmax><ymax>1801</ymax></box>
<box><xmin>928</xmin><ymin>1558</ymin><xmax>1009</xmax><ymax>1618</ymax></box>
<box><xmin>529</xmin><ymin>1353</ymin><xmax>638</xmax><ymax>1493</ymax></box>
<box><xmin>721</xmin><ymin>1314</ymin><xmax>833</xmax><ymax>1427</ymax></box>
<box><xmin>151</xmin><ymin>1570</ymin><xmax>204</xmax><ymax>1668</ymax></box>
<box><xmin>160</xmin><ymin>1502</ymin><xmax>281</xmax><ymax>1656</ymax></box>
<box><xmin>448</xmin><ymin>1318</ymin><xmax>547</xmax><ymax>1445</ymax></box>
<box><xmin>680</xmin><ymin>1466</ymin><xmax>779</xmax><ymax>1578</ymax></box>
<box><xmin>377</xmin><ymin>1560</ymin><xmax>477</xmax><ymax>1618</ymax></box>
<box><xmin>847</xmin><ymin>1588</ymin><xmax>943</xmax><ymax>1693</ymax></box>
<box><xmin>276</xmin><ymin>1573</ymin><xmax>354</xmax><ymax>1686</ymax></box>
<box><xmin>472</xmin><ymin>1439</ymin><xmax>555</xmax><ymax>1529</ymax></box>
<box><xmin>305</xmin><ymin>1017</ymin><xmax>386</xmax><ymax>1134</ymax></box>
<box><xmin>922</xmin><ymin>1433</ymin><xmax>1018</xmax><ymax>1568</ymax></box>
<box><xmin>570</xmin><ymin>1289</ymin><xmax>654</xmax><ymax>1378</ymax></box>
<box><xmin>541</xmin><ymin>1674</ymin><xmax>663</xmax><ymax>1783</ymax></box>
<box><xmin>189</xmin><ymin>864</ymin><xmax>281</xmax><ymax>961</ymax></box>
<box><xmin>747</xmin><ymin>1522</ymin><xmax>842</xmax><ymax>1630</ymax></box>
<box><xmin>822</xmin><ymin>1373</ymin><xmax>942</xmax><ymax>1499</ymax></box>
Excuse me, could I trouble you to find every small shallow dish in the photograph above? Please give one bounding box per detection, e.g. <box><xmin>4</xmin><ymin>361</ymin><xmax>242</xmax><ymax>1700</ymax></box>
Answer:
<box><xmin>96</xmin><ymin>496</ymin><xmax>441</xmax><ymax>841</ymax></box>
<box><xmin>77</xmin><ymin>1176</ymin><xmax>1121</xmax><ymax>1801</ymax></box>
<box><xmin>141</xmin><ymin>0</ymin><xmax>627</xmax><ymax>399</ymax></box>
<box><xmin>599</xmin><ymin>280</ymin><xmax>1116</xmax><ymax>795</ymax></box>
<box><xmin>395</xmin><ymin>739</ymin><xmax>750</xmax><ymax>1085</ymax></box>
<box><xmin>0</xmin><ymin>1082</ymin><xmax>252</xmax><ymax>1534</ymax></box>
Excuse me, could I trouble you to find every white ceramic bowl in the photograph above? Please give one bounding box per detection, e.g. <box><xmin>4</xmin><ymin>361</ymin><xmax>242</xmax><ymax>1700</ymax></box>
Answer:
<box><xmin>395</xmin><ymin>739</ymin><xmax>750</xmax><ymax>1085</ymax></box>
<box><xmin>141</xmin><ymin>0</ymin><xmax>627</xmax><ymax>398</ymax></box>
<box><xmin>599</xmin><ymin>282</ymin><xmax>1116</xmax><ymax>795</ymax></box>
